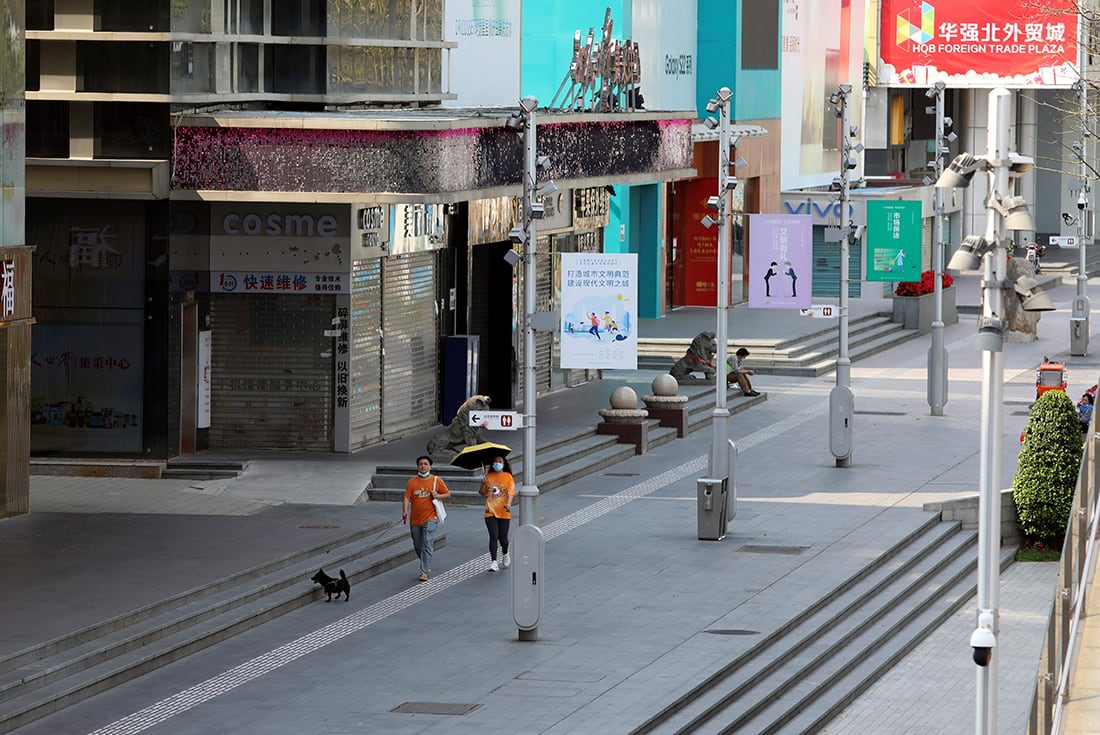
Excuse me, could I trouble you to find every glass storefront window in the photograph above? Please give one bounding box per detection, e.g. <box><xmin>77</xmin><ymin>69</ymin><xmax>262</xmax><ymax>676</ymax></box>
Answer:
<box><xmin>272</xmin><ymin>0</ymin><xmax>324</xmax><ymax>37</ymax></box>
<box><xmin>266</xmin><ymin>45</ymin><xmax>325</xmax><ymax>94</ymax></box>
<box><xmin>77</xmin><ymin>42</ymin><xmax>169</xmax><ymax>94</ymax></box>
<box><xmin>95</xmin><ymin>0</ymin><xmax>170</xmax><ymax>32</ymax></box>
<box><xmin>27</xmin><ymin>0</ymin><xmax>54</xmax><ymax>31</ymax></box>
<box><xmin>170</xmin><ymin>41</ymin><xmax>216</xmax><ymax>94</ymax></box>
<box><xmin>236</xmin><ymin>44</ymin><xmax>260</xmax><ymax>93</ymax></box>
<box><xmin>26</xmin><ymin>101</ymin><xmax>69</xmax><ymax>158</ymax></box>
<box><xmin>93</xmin><ymin>102</ymin><xmax>170</xmax><ymax>159</ymax></box>
<box><xmin>327</xmin><ymin>46</ymin><xmax>442</xmax><ymax>95</ymax></box>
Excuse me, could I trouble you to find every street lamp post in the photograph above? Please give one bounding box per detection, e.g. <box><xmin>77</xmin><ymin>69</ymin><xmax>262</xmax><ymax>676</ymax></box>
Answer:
<box><xmin>828</xmin><ymin>83</ymin><xmax>859</xmax><ymax>467</ymax></box>
<box><xmin>703</xmin><ymin>87</ymin><xmax>733</xmax><ymax>485</ymax></box>
<box><xmin>938</xmin><ymin>87</ymin><xmax>1052</xmax><ymax>735</ymax></box>
<box><xmin>506</xmin><ymin>95</ymin><xmax>554</xmax><ymax>642</ymax></box>
<box><xmin>926</xmin><ymin>81</ymin><xmax>954</xmax><ymax>416</ymax></box>
<box><xmin>699</xmin><ymin>87</ymin><xmax>746</xmax><ymax>530</ymax></box>
<box><xmin>1071</xmin><ymin>76</ymin><xmax>1091</xmax><ymax>356</ymax></box>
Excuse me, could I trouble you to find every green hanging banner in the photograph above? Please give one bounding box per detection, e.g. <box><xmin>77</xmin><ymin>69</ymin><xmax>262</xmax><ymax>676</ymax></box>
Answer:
<box><xmin>865</xmin><ymin>200</ymin><xmax>922</xmax><ymax>282</ymax></box>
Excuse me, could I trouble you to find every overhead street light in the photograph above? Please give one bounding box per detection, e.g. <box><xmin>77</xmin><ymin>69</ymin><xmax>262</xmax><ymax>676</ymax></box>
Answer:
<box><xmin>504</xmin><ymin>95</ymin><xmax>556</xmax><ymax>642</ymax></box>
<box><xmin>698</xmin><ymin>85</ymin><xmax>741</xmax><ymax>533</ymax></box>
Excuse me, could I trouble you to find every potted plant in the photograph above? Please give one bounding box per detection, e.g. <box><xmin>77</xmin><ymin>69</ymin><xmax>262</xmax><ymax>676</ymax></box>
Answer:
<box><xmin>891</xmin><ymin>270</ymin><xmax>957</xmax><ymax>333</ymax></box>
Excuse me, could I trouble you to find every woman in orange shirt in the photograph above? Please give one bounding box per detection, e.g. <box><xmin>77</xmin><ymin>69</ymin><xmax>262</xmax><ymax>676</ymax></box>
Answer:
<box><xmin>478</xmin><ymin>454</ymin><xmax>516</xmax><ymax>572</ymax></box>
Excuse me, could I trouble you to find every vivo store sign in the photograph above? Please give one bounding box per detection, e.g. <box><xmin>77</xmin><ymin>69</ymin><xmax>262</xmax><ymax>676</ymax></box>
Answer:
<box><xmin>215</xmin><ymin>205</ymin><xmax>348</xmax><ymax>238</ymax></box>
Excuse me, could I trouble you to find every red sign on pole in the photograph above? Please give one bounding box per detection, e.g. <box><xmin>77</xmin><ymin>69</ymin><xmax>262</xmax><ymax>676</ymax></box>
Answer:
<box><xmin>880</xmin><ymin>0</ymin><xmax>1079</xmax><ymax>87</ymax></box>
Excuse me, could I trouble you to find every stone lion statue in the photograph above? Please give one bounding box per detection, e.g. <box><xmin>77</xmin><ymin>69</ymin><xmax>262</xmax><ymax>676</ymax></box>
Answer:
<box><xmin>669</xmin><ymin>331</ymin><xmax>718</xmax><ymax>383</ymax></box>
<box><xmin>427</xmin><ymin>394</ymin><xmax>492</xmax><ymax>459</ymax></box>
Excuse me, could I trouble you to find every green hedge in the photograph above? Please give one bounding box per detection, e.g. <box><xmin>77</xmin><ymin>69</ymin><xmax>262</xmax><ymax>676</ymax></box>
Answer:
<box><xmin>1013</xmin><ymin>390</ymin><xmax>1082</xmax><ymax>544</ymax></box>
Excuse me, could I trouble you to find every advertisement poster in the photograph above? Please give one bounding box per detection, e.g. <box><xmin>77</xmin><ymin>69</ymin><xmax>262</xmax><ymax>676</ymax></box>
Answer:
<box><xmin>681</xmin><ymin>178</ymin><xmax>719</xmax><ymax>306</ymax></box>
<box><xmin>560</xmin><ymin>253</ymin><xmax>637</xmax><ymax>370</ymax></box>
<box><xmin>865</xmin><ymin>200</ymin><xmax>922</xmax><ymax>282</ymax></box>
<box><xmin>880</xmin><ymin>0</ymin><xmax>1078</xmax><ymax>87</ymax></box>
<box><xmin>747</xmin><ymin>214</ymin><xmax>812</xmax><ymax>310</ymax></box>
<box><xmin>31</xmin><ymin>317</ymin><xmax>145</xmax><ymax>454</ymax></box>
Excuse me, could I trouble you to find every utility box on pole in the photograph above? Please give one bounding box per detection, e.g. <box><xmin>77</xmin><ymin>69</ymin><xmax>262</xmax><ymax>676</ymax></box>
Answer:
<box><xmin>512</xmin><ymin>524</ymin><xmax>544</xmax><ymax>638</ymax></box>
<box><xmin>697</xmin><ymin>477</ymin><xmax>728</xmax><ymax>541</ymax></box>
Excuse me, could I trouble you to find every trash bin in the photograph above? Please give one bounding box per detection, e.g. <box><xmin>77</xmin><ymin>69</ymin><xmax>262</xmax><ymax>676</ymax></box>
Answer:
<box><xmin>697</xmin><ymin>477</ymin><xmax>728</xmax><ymax>541</ymax></box>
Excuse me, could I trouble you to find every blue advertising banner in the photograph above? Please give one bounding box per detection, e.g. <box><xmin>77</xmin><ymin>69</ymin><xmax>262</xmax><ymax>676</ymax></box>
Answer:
<box><xmin>560</xmin><ymin>253</ymin><xmax>638</xmax><ymax>369</ymax></box>
<box><xmin>747</xmin><ymin>214</ymin><xmax>812</xmax><ymax>309</ymax></box>
<box><xmin>866</xmin><ymin>200</ymin><xmax>922</xmax><ymax>282</ymax></box>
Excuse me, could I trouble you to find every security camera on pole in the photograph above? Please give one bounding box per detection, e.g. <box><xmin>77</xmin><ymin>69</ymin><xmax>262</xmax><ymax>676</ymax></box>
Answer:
<box><xmin>1071</xmin><ymin>77</ymin><xmax>1091</xmax><ymax>356</ymax></box>
<box><xmin>698</xmin><ymin>87</ymin><xmax>742</xmax><ymax>526</ymax></box>
<box><xmin>826</xmin><ymin>83</ymin><xmax>861</xmax><ymax>468</ymax></box>
<box><xmin>925</xmin><ymin>80</ymin><xmax>956</xmax><ymax>416</ymax></box>
<box><xmin>936</xmin><ymin>87</ymin><xmax>1053</xmax><ymax>735</ymax></box>
<box><xmin>505</xmin><ymin>96</ymin><xmax>556</xmax><ymax>642</ymax></box>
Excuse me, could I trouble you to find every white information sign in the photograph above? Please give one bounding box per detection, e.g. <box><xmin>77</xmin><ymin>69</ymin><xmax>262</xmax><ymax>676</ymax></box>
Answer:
<box><xmin>559</xmin><ymin>252</ymin><xmax>638</xmax><ymax>369</ymax></box>
<box><xmin>799</xmin><ymin>304</ymin><xmax>839</xmax><ymax>318</ymax></box>
<box><xmin>469</xmin><ymin>410</ymin><xmax>524</xmax><ymax>431</ymax></box>
<box><xmin>1050</xmin><ymin>235</ymin><xmax>1078</xmax><ymax>248</ymax></box>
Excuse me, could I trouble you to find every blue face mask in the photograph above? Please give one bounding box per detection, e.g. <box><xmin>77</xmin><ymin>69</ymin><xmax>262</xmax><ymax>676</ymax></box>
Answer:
<box><xmin>492</xmin><ymin>462</ymin><xmax>504</xmax><ymax>472</ymax></box>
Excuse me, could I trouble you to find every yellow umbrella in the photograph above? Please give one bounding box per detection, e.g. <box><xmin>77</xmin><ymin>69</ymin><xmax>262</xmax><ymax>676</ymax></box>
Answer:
<box><xmin>450</xmin><ymin>442</ymin><xmax>512</xmax><ymax>470</ymax></box>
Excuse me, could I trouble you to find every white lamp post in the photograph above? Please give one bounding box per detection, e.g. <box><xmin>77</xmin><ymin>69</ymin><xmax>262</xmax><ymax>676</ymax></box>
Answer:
<box><xmin>926</xmin><ymin>81</ymin><xmax>955</xmax><ymax>416</ymax></box>
<box><xmin>505</xmin><ymin>96</ymin><xmax>555</xmax><ymax>642</ymax></box>
<box><xmin>937</xmin><ymin>87</ymin><xmax>1052</xmax><ymax>735</ymax></box>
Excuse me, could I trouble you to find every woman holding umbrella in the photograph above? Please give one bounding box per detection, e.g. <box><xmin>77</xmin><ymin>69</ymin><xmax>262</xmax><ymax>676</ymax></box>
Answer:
<box><xmin>478</xmin><ymin>454</ymin><xmax>515</xmax><ymax>572</ymax></box>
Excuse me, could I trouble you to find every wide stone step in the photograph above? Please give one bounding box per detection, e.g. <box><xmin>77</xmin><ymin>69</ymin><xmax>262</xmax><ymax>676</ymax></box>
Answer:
<box><xmin>0</xmin><ymin>521</ymin><xmax>423</xmax><ymax>733</ymax></box>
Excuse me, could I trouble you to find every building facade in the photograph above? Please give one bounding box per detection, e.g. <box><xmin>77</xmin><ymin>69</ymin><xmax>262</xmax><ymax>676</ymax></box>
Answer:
<box><xmin>24</xmin><ymin>0</ymin><xmax>692</xmax><ymax>458</ymax></box>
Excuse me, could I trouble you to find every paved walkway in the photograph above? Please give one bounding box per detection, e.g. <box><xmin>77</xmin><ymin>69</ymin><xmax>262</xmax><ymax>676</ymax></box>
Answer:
<box><xmin>5</xmin><ymin>271</ymin><xmax>1095</xmax><ymax>734</ymax></box>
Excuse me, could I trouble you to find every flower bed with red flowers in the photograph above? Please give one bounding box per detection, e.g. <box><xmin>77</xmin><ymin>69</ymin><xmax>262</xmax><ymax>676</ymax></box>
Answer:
<box><xmin>894</xmin><ymin>270</ymin><xmax>954</xmax><ymax>297</ymax></box>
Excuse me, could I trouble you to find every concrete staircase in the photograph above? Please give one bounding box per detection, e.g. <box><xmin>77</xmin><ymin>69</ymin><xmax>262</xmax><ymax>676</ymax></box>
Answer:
<box><xmin>638</xmin><ymin>312</ymin><xmax>922</xmax><ymax>378</ymax></box>
<box><xmin>629</xmin><ymin>516</ymin><xmax>1015</xmax><ymax>735</ymax></box>
<box><xmin>365</xmin><ymin>385</ymin><xmax>767</xmax><ymax>503</ymax></box>
<box><xmin>0</xmin><ymin>520</ymin><xmax>428</xmax><ymax>733</ymax></box>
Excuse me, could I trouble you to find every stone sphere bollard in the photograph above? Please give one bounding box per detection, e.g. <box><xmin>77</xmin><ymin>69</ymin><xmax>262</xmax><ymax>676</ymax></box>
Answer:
<box><xmin>610</xmin><ymin>386</ymin><xmax>639</xmax><ymax>409</ymax></box>
<box><xmin>651</xmin><ymin>374</ymin><xmax>679</xmax><ymax>397</ymax></box>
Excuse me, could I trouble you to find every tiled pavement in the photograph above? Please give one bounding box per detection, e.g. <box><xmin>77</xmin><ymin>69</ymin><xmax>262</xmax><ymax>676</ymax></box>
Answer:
<box><xmin>5</xmin><ymin>270</ymin><xmax>1095</xmax><ymax>734</ymax></box>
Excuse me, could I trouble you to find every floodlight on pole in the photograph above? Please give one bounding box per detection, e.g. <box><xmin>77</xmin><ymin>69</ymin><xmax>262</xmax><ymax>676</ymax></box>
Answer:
<box><xmin>828</xmin><ymin>82</ymin><xmax>859</xmax><ymax>467</ymax></box>
<box><xmin>1071</xmin><ymin>66</ymin><xmax>1091</xmax><ymax>355</ymax></box>
<box><xmin>506</xmin><ymin>95</ymin><xmax>555</xmax><ymax>643</ymax></box>
<box><xmin>926</xmin><ymin>80</ymin><xmax>952</xmax><ymax>416</ymax></box>
<box><xmin>697</xmin><ymin>85</ymin><xmax>739</xmax><ymax>533</ymax></box>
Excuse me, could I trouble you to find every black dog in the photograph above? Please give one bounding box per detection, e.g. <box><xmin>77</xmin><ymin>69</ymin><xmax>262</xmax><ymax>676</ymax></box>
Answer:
<box><xmin>311</xmin><ymin>568</ymin><xmax>350</xmax><ymax>602</ymax></box>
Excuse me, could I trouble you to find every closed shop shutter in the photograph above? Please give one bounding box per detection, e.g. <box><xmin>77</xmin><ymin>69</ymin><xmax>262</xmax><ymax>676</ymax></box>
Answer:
<box><xmin>382</xmin><ymin>252</ymin><xmax>439</xmax><ymax>439</ymax></box>
<box><xmin>350</xmin><ymin>258</ymin><xmax>382</xmax><ymax>449</ymax></box>
<box><xmin>209</xmin><ymin>294</ymin><xmax>333</xmax><ymax>451</ymax></box>
<box><xmin>811</xmin><ymin>226</ymin><xmax>863</xmax><ymax>299</ymax></box>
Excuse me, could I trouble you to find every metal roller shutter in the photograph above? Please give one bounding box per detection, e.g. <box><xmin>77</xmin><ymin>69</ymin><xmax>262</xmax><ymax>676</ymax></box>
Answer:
<box><xmin>209</xmin><ymin>294</ymin><xmax>333</xmax><ymax>451</ymax></box>
<box><xmin>382</xmin><ymin>252</ymin><xmax>439</xmax><ymax>439</ymax></box>
<box><xmin>350</xmin><ymin>258</ymin><xmax>382</xmax><ymax>449</ymax></box>
<box><xmin>811</xmin><ymin>226</ymin><xmax>863</xmax><ymax>299</ymax></box>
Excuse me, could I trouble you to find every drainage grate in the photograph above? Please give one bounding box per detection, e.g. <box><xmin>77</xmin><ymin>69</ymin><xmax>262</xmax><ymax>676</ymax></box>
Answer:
<box><xmin>390</xmin><ymin>701</ymin><xmax>480</xmax><ymax>716</ymax></box>
<box><xmin>297</xmin><ymin>524</ymin><xmax>341</xmax><ymax>529</ymax></box>
<box><xmin>736</xmin><ymin>544</ymin><xmax>808</xmax><ymax>555</ymax></box>
<box><xmin>705</xmin><ymin>629</ymin><xmax>761</xmax><ymax>636</ymax></box>
<box><xmin>854</xmin><ymin>410</ymin><xmax>907</xmax><ymax>416</ymax></box>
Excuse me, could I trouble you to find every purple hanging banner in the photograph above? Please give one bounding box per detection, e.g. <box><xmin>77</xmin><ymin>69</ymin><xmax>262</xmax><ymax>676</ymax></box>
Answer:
<box><xmin>747</xmin><ymin>214</ymin><xmax>813</xmax><ymax>310</ymax></box>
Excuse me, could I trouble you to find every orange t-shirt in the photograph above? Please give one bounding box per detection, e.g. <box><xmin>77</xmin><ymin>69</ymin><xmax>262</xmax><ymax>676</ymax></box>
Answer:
<box><xmin>480</xmin><ymin>470</ymin><xmax>515</xmax><ymax>519</ymax></box>
<box><xmin>404</xmin><ymin>474</ymin><xmax>449</xmax><ymax>526</ymax></box>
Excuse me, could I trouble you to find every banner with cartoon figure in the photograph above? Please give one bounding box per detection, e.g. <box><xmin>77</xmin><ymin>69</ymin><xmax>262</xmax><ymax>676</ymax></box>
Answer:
<box><xmin>747</xmin><ymin>215</ymin><xmax>812</xmax><ymax>310</ymax></box>
<box><xmin>560</xmin><ymin>253</ymin><xmax>637</xmax><ymax>369</ymax></box>
<box><xmin>865</xmin><ymin>200</ymin><xmax>922</xmax><ymax>282</ymax></box>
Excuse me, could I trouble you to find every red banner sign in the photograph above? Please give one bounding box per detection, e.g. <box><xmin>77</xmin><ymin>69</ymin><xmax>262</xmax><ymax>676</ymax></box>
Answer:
<box><xmin>880</xmin><ymin>0</ymin><xmax>1078</xmax><ymax>87</ymax></box>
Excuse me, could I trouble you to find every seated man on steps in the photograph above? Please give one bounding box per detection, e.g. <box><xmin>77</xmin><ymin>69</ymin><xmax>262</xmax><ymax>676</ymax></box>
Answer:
<box><xmin>726</xmin><ymin>347</ymin><xmax>760</xmax><ymax>397</ymax></box>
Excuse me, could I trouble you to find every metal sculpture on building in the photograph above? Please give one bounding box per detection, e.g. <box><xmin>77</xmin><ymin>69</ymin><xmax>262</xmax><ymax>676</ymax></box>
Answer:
<box><xmin>550</xmin><ymin>7</ymin><xmax>642</xmax><ymax>113</ymax></box>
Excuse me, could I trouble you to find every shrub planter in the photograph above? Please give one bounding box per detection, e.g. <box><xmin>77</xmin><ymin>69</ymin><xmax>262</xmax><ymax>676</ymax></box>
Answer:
<box><xmin>891</xmin><ymin>287</ymin><xmax>958</xmax><ymax>334</ymax></box>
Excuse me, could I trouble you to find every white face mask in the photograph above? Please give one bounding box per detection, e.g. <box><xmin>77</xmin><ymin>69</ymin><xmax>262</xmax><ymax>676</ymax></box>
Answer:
<box><xmin>417</xmin><ymin>470</ymin><xmax>430</xmax><ymax>478</ymax></box>
<box><xmin>492</xmin><ymin>462</ymin><xmax>504</xmax><ymax>472</ymax></box>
